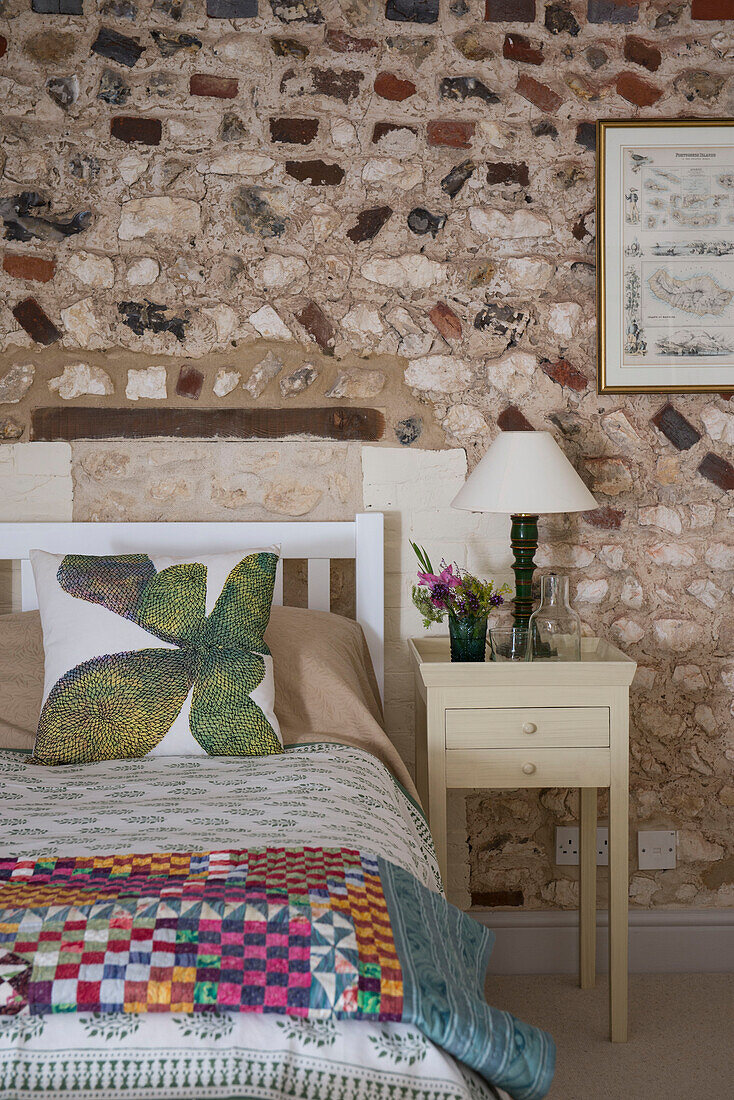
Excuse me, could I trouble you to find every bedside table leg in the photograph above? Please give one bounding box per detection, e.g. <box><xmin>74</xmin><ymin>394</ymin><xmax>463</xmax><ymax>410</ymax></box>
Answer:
<box><xmin>428</xmin><ymin>766</ymin><xmax>447</xmax><ymax>887</ymax></box>
<box><xmin>609</xmin><ymin>712</ymin><xmax>629</xmax><ymax>1042</ymax></box>
<box><xmin>427</xmin><ymin>697</ymin><xmax>447</xmax><ymax>887</ymax></box>
<box><xmin>579</xmin><ymin>787</ymin><xmax>597</xmax><ymax>989</ymax></box>
<box><xmin>414</xmin><ymin>690</ymin><xmax>429</xmax><ymax>815</ymax></box>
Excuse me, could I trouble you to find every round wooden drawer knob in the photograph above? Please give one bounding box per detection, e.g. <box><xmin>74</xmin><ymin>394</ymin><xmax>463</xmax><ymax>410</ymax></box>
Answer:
<box><xmin>522</xmin><ymin>762</ymin><xmax>537</xmax><ymax>775</ymax></box>
<box><xmin>522</xmin><ymin>722</ymin><xmax>537</xmax><ymax>734</ymax></box>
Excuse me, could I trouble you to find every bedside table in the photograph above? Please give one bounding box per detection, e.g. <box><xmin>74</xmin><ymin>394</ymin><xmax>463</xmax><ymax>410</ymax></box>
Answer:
<box><xmin>408</xmin><ymin>635</ymin><xmax>636</xmax><ymax>1042</ymax></box>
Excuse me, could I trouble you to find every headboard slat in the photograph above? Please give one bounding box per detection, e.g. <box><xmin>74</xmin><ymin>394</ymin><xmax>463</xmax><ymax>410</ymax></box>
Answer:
<box><xmin>307</xmin><ymin>559</ymin><xmax>330</xmax><ymax>613</ymax></box>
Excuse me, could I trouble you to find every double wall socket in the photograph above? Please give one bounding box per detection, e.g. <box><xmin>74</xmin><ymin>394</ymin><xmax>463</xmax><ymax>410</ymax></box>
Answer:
<box><xmin>555</xmin><ymin>826</ymin><xmax>608</xmax><ymax>866</ymax></box>
<box><xmin>554</xmin><ymin>826</ymin><xmax>678</xmax><ymax>869</ymax></box>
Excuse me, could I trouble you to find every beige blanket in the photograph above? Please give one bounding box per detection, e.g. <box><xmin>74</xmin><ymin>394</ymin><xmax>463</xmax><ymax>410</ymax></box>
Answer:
<box><xmin>0</xmin><ymin>605</ymin><xmax>416</xmax><ymax>799</ymax></box>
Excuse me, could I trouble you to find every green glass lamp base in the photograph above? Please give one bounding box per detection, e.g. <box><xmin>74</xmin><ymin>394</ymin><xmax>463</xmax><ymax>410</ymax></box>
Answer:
<box><xmin>510</xmin><ymin>514</ymin><xmax>539</xmax><ymax>631</ymax></box>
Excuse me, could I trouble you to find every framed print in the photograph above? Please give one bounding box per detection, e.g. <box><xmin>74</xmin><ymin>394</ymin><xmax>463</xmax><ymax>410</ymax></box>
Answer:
<box><xmin>598</xmin><ymin>119</ymin><xmax>734</xmax><ymax>394</ymax></box>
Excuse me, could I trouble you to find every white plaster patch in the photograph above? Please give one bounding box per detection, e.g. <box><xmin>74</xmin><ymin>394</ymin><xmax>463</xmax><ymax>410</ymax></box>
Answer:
<box><xmin>0</xmin><ymin>442</ymin><xmax>72</xmax><ymax>521</ymax></box>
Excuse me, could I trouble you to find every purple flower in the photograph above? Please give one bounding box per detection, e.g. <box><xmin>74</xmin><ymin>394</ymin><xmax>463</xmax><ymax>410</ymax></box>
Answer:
<box><xmin>430</xmin><ymin>582</ymin><xmax>452</xmax><ymax>608</ymax></box>
<box><xmin>489</xmin><ymin>593</ymin><xmax>505</xmax><ymax>607</ymax></box>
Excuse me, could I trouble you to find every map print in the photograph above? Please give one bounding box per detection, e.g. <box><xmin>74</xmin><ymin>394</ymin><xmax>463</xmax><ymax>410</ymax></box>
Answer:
<box><xmin>623</xmin><ymin>144</ymin><xmax>734</xmax><ymax>366</ymax></box>
<box><xmin>647</xmin><ymin>270</ymin><xmax>733</xmax><ymax>317</ymax></box>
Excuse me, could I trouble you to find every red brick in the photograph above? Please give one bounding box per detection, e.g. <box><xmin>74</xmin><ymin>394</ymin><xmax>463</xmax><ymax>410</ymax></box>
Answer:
<box><xmin>269</xmin><ymin>117</ymin><xmax>319</xmax><ymax>144</ymax></box>
<box><xmin>325</xmin><ymin>28</ymin><xmax>378</xmax><ymax>52</ymax></box>
<box><xmin>651</xmin><ymin>403</ymin><xmax>701</xmax><ymax>451</ymax></box>
<box><xmin>295</xmin><ymin>300</ymin><xmax>335</xmax><ymax>353</ymax></box>
<box><xmin>623</xmin><ymin>35</ymin><xmax>662</xmax><ymax>72</ymax></box>
<box><xmin>485</xmin><ymin>0</ymin><xmax>535</xmax><ymax>20</ymax></box>
<box><xmin>176</xmin><ymin>366</ymin><xmax>204</xmax><ymax>400</ymax></box>
<box><xmin>697</xmin><ymin>452</ymin><xmax>734</xmax><ymax>491</ymax></box>
<box><xmin>692</xmin><ymin>0</ymin><xmax>734</xmax><ymax>18</ymax></box>
<box><xmin>3</xmin><ymin>253</ymin><xmax>56</xmax><ymax>283</ymax></box>
<box><xmin>374</xmin><ymin>71</ymin><xmax>417</xmax><ymax>101</ymax></box>
<box><xmin>429</xmin><ymin>301</ymin><xmax>462</xmax><ymax>341</ymax></box>
<box><xmin>615</xmin><ymin>71</ymin><xmax>663</xmax><ymax>107</ymax></box>
<box><xmin>0</xmin><ymin>35</ymin><xmax>7</xmax><ymax>59</ymax></box>
<box><xmin>372</xmin><ymin>121</ymin><xmax>418</xmax><ymax>143</ymax></box>
<box><xmin>515</xmin><ymin>72</ymin><xmax>563</xmax><ymax>112</ymax></box>
<box><xmin>487</xmin><ymin>161</ymin><xmax>529</xmax><ymax>187</ymax></box>
<box><xmin>582</xmin><ymin>506</ymin><xmax>624</xmax><ymax>529</ymax></box>
<box><xmin>311</xmin><ymin>67</ymin><xmax>363</xmax><ymax>104</ymax></box>
<box><xmin>110</xmin><ymin>116</ymin><xmax>162</xmax><ymax>145</ymax></box>
<box><xmin>285</xmin><ymin>160</ymin><xmax>345</xmax><ymax>185</ymax></box>
<box><xmin>427</xmin><ymin>120</ymin><xmax>475</xmax><ymax>149</ymax></box>
<box><xmin>542</xmin><ymin>358</ymin><xmax>588</xmax><ymax>391</ymax></box>
<box><xmin>498</xmin><ymin>405</ymin><xmax>534</xmax><ymax>431</ymax></box>
<box><xmin>12</xmin><ymin>298</ymin><xmax>61</xmax><ymax>345</ymax></box>
<box><xmin>503</xmin><ymin>33</ymin><xmax>544</xmax><ymax>64</ymax></box>
<box><xmin>346</xmin><ymin>205</ymin><xmax>393</xmax><ymax>243</ymax></box>
<box><xmin>189</xmin><ymin>74</ymin><xmax>238</xmax><ymax>99</ymax></box>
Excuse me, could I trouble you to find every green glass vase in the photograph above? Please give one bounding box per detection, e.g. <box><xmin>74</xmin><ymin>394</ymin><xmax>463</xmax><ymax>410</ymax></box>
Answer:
<box><xmin>448</xmin><ymin>614</ymin><xmax>488</xmax><ymax>662</ymax></box>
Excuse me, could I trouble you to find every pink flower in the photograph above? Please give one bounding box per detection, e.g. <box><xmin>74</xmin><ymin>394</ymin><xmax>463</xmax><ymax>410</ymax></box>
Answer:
<box><xmin>417</xmin><ymin>564</ymin><xmax>461</xmax><ymax>589</ymax></box>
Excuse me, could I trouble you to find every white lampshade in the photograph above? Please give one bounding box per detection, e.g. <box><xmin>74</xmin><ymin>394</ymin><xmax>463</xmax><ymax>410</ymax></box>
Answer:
<box><xmin>451</xmin><ymin>431</ymin><xmax>598</xmax><ymax>515</ymax></box>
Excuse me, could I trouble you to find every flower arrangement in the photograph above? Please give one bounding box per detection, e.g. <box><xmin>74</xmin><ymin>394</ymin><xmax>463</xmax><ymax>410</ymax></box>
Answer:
<box><xmin>410</xmin><ymin>542</ymin><xmax>510</xmax><ymax>628</ymax></box>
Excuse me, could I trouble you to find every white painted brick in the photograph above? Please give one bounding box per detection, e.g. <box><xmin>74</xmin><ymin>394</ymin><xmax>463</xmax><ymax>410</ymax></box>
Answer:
<box><xmin>362</xmin><ymin>446</ymin><xmax>467</xmax><ymax>510</ymax></box>
<box><xmin>0</xmin><ymin>475</ymin><xmax>73</xmax><ymax>521</ymax></box>
<box><xmin>393</xmin><ymin>538</ymin><xmax>467</xmax><ymax>576</ymax></box>
<box><xmin>409</xmin><ymin>507</ymin><xmax>483</xmax><ymax>541</ymax></box>
<box><xmin>11</xmin><ymin>442</ymin><xmax>72</xmax><ymax>477</ymax></box>
<box><xmin>0</xmin><ymin>444</ymin><xmax>73</xmax><ymax>521</ymax></box>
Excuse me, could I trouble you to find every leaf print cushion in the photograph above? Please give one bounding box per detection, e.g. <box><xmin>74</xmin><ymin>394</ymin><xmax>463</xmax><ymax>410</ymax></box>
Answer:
<box><xmin>29</xmin><ymin>547</ymin><xmax>281</xmax><ymax>765</ymax></box>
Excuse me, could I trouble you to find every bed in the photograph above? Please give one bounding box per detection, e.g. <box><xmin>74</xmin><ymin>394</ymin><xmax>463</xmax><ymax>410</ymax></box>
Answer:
<box><xmin>0</xmin><ymin>517</ymin><xmax>554</xmax><ymax>1100</ymax></box>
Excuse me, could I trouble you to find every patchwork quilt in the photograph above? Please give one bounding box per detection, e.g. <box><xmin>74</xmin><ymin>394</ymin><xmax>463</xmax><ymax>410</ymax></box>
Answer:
<box><xmin>0</xmin><ymin>745</ymin><xmax>554</xmax><ymax>1100</ymax></box>
<box><xmin>0</xmin><ymin>845</ymin><xmax>553</xmax><ymax>1098</ymax></box>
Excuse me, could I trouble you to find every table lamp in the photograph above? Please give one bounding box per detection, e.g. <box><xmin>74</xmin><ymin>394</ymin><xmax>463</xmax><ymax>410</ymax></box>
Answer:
<box><xmin>451</xmin><ymin>431</ymin><xmax>598</xmax><ymax>629</ymax></box>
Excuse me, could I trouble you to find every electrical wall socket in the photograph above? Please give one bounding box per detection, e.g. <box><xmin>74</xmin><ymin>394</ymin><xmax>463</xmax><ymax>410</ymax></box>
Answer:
<box><xmin>555</xmin><ymin>826</ymin><xmax>608</xmax><ymax>866</ymax></box>
<box><xmin>638</xmin><ymin>830</ymin><xmax>677</xmax><ymax>870</ymax></box>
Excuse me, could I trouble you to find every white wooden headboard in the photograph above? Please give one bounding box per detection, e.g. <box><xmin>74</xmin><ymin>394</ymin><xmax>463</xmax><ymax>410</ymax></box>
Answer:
<box><xmin>0</xmin><ymin>514</ymin><xmax>384</xmax><ymax>701</ymax></box>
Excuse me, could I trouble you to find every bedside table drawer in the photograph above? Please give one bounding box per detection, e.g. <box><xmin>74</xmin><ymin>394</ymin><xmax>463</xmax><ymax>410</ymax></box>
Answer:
<box><xmin>445</xmin><ymin>707</ymin><xmax>610</xmax><ymax>749</ymax></box>
<box><xmin>445</xmin><ymin>748</ymin><xmax>611</xmax><ymax>788</ymax></box>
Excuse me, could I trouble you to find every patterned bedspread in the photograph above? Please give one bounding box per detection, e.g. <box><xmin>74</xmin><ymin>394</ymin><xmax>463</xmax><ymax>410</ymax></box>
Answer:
<box><xmin>0</xmin><ymin>745</ymin><xmax>553</xmax><ymax>1100</ymax></box>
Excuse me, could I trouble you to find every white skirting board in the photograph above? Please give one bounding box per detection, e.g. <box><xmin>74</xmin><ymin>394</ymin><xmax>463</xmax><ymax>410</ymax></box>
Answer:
<box><xmin>473</xmin><ymin>909</ymin><xmax>734</xmax><ymax>974</ymax></box>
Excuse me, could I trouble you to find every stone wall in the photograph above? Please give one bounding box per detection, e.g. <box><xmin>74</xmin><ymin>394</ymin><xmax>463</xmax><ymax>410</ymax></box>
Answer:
<box><xmin>1</xmin><ymin>0</ymin><xmax>733</xmax><ymax>911</ymax></box>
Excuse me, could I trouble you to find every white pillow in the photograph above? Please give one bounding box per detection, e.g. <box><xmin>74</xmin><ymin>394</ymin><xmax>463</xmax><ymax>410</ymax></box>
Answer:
<box><xmin>30</xmin><ymin>547</ymin><xmax>281</xmax><ymax>765</ymax></box>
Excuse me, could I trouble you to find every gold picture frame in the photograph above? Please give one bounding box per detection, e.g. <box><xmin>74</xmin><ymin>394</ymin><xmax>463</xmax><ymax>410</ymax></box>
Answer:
<box><xmin>597</xmin><ymin>118</ymin><xmax>734</xmax><ymax>394</ymax></box>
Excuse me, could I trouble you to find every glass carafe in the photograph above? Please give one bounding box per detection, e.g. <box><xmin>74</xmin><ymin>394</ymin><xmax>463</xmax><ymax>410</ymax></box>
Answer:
<box><xmin>528</xmin><ymin>574</ymin><xmax>581</xmax><ymax>661</ymax></box>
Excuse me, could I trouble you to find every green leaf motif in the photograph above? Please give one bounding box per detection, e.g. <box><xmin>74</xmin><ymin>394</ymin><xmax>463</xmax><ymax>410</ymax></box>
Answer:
<box><xmin>34</xmin><ymin>649</ymin><xmax>195</xmax><ymax>765</ymax></box>
<box><xmin>135</xmin><ymin>563</ymin><xmax>207</xmax><ymax>647</ymax></box>
<box><xmin>58</xmin><ymin>554</ymin><xmax>156</xmax><ymax>621</ymax></box>
<box><xmin>191</xmin><ymin>650</ymin><xmax>279</xmax><ymax>756</ymax></box>
<box><xmin>34</xmin><ymin>552</ymin><xmax>280</xmax><ymax>764</ymax></box>
<box><xmin>205</xmin><ymin>552</ymin><xmax>277</xmax><ymax>653</ymax></box>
